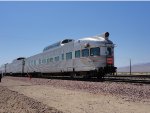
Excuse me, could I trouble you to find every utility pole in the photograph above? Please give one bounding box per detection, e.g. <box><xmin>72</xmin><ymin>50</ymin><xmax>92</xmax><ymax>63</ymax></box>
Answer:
<box><xmin>22</xmin><ymin>59</ymin><xmax>25</xmax><ymax>76</ymax></box>
<box><xmin>130</xmin><ymin>59</ymin><xmax>132</xmax><ymax>75</ymax></box>
<box><xmin>4</xmin><ymin>63</ymin><xmax>8</xmax><ymax>76</ymax></box>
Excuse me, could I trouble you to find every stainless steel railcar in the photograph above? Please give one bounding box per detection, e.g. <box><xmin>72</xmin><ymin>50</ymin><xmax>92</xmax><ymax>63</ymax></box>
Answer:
<box><xmin>0</xmin><ymin>32</ymin><xmax>117</xmax><ymax>79</ymax></box>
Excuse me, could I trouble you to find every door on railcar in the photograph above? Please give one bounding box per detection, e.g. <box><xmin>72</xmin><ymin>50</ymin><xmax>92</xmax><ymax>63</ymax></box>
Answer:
<box><xmin>105</xmin><ymin>45</ymin><xmax>117</xmax><ymax>75</ymax></box>
<box><xmin>106</xmin><ymin>46</ymin><xmax>114</xmax><ymax>66</ymax></box>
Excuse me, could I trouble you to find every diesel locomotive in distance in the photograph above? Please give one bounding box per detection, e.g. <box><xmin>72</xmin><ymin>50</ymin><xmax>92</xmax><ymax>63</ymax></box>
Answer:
<box><xmin>0</xmin><ymin>32</ymin><xmax>117</xmax><ymax>79</ymax></box>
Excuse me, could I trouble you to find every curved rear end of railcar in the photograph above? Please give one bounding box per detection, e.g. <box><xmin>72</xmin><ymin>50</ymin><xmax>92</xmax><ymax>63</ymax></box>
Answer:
<box><xmin>74</xmin><ymin>32</ymin><xmax>117</xmax><ymax>79</ymax></box>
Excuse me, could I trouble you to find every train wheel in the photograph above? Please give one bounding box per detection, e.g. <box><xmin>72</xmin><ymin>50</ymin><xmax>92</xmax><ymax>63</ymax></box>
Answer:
<box><xmin>97</xmin><ymin>74</ymin><xmax>105</xmax><ymax>81</ymax></box>
<box><xmin>83</xmin><ymin>75</ymin><xmax>91</xmax><ymax>79</ymax></box>
<box><xmin>70</xmin><ymin>73</ymin><xmax>76</xmax><ymax>79</ymax></box>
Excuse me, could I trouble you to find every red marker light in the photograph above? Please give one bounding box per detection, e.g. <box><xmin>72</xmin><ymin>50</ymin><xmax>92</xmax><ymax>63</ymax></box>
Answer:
<box><xmin>107</xmin><ymin>57</ymin><xmax>113</xmax><ymax>64</ymax></box>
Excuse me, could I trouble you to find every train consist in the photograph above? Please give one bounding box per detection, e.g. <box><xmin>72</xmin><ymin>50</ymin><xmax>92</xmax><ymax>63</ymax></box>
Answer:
<box><xmin>0</xmin><ymin>32</ymin><xmax>117</xmax><ymax>79</ymax></box>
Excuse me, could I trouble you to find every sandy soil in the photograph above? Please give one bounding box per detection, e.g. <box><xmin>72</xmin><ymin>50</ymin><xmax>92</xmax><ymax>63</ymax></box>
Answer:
<box><xmin>0</xmin><ymin>77</ymin><xmax>150</xmax><ymax>113</ymax></box>
<box><xmin>0</xmin><ymin>86</ymin><xmax>62</xmax><ymax>113</ymax></box>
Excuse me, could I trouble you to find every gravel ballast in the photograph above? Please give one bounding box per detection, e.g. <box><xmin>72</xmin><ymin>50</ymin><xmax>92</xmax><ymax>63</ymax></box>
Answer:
<box><xmin>0</xmin><ymin>86</ymin><xmax>63</xmax><ymax>113</ymax></box>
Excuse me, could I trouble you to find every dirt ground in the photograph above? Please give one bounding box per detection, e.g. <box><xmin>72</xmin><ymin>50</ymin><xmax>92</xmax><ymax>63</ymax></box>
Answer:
<box><xmin>0</xmin><ymin>77</ymin><xmax>150</xmax><ymax>113</ymax></box>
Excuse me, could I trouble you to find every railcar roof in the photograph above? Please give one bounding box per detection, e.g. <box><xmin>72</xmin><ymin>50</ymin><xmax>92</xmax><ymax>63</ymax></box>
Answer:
<box><xmin>78</xmin><ymin>36</ymin><xmax>113</xmax><ymax>44</ymax></box>
<box><xmin>43</xmin><ymin>39</ymin><xmax>74</xmax><ymax>52</ymax></box>
<box><xmin>79</xmin><ymin>36</ymin><xmax>105</xmax><ymax>41</ymax></box>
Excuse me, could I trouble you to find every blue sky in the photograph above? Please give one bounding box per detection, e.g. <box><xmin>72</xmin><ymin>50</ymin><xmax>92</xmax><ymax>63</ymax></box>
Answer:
<box><xmin>0</xmin><ymin>1</ymin><xmax>150</xmax><ymax>67</ymax></box>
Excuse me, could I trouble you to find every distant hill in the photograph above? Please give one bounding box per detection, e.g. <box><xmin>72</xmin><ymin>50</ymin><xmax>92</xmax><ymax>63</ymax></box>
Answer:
<box><xmin>117</xmin><ymin>63</ymin><xmax>150</xmax><ymax>72</ymax></box>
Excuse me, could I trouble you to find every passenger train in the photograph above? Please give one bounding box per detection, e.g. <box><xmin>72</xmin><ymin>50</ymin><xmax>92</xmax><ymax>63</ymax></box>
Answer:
<box><xmin>0</xmin><ymin>32</ymin><xmax>117</xmax><ymax>79</ymax></box>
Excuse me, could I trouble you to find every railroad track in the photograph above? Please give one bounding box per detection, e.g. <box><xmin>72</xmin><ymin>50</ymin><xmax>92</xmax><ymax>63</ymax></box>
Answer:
<box><xmin>104</xmin><ymin>75</ymin><xmax>150</xmax><ymax>84</ymax></box>
<box><xmin>40</xmin><ymin>74</ymin><xmax>150</xmax><ymax>84</ymax></box>
<box><xmin>6</xmin><ymin>74</ymin><xmax>150</xmax><ymax>84</ymax></box>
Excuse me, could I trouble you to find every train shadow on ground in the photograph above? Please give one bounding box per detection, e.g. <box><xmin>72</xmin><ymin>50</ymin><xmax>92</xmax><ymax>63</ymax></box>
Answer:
<box><xmin>44</xmin><ymin>75</ymin><xmax>150</xmax><ymax>84</ymax></box>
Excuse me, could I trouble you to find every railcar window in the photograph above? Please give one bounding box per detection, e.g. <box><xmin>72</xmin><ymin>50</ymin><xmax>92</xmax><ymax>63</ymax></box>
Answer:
<box><xmin>47</xmin><ymin>58</ymin><xmax>50</xmax><ymax>64</ymax></box>
<box><xmin>50</xmin><ymin>58</ymin><xmax>53</xmax><ymax>62</ymax></box>
<box><xmin>62</xmin><ymin>40</ymin><xmax>68</xmax><ymax>44</ymax></box>
<box><xmin>61</xmin><ymin>39</ymin><xmax>73</xmax><ymax>44</ymax></box>
<box><xmin>31</xmin><ymin>60</ymin><xmax>33</xmax><ymax>65</ymax></box>
<box><xmin>66</xmin><ymin>52</ymin><xmax>72</xmax><ymax>60</ymax></box>
<box><xmin>39</xmin><ymin>59</ymin><xmax>41</xmax><ymax>64</ymax></box>
<box><xmin>82</xmin><ymin>49</ymin><xmax>89</xmax><ymax>57</ymax></box>
<box><xmin>34</xmin><ymin>60</ymin><xmax>36</xmax><ymax>66</ymax></box>
<box><xmin>75</xmin><ymin>50</ymin><xmax>80</xmax><ymax>58</ymax></box>
<box><xmin>107</xmin><ymin>47</ymin><xmax>112</xmax><ymax>56</ymax></box>
<box><xmin>42</xmin><ymin>59</ymin><xmax>46</xmax><ymax>64</ymax></box>
<box><xmin>62</xmin><ymin>54</ymin><xmax>64</xmax><ymax>60</ymax></box>
<box><xmin>55</xmin><ymin>56</ymin><xmax>59</xmax><ymax>61</ymax></box>
<box><xmin>90</xmin><ymin>47</ymin><xmax>100</xmax><ymax>56</ymax></box>
<box><xmin>43</xmin><ymin>59</ymin><xmax>46</xmax><ymax>64</ymax></box>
